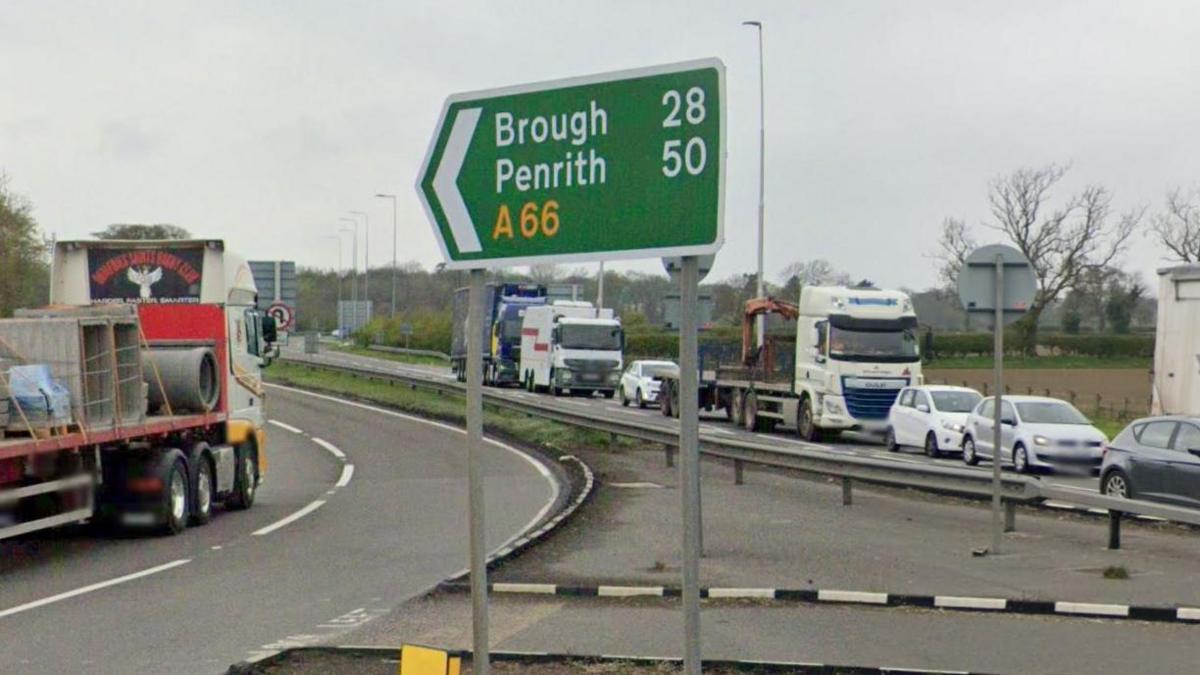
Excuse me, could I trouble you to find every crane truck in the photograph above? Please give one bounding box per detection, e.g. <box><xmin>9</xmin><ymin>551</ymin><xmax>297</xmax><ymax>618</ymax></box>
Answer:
<box><xmin>0</xmin><ymin>239</ymin><xmax>276</xmax><ymax>539</ymax></box>
<box><xmin>662</xmin><ymin>285</ymin><xmax>922</xmax><ymax>440</ymax></box>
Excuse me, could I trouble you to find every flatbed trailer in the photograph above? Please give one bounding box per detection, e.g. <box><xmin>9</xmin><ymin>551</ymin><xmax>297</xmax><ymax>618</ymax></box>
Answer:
<box><xmin>0</xmin><ymin>239</ymin><xmax>276</xmax><ymax>540</ymax></box>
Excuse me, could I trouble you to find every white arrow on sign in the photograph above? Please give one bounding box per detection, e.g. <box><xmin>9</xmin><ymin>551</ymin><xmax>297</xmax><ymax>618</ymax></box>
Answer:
<box><xmin>432</xmin><ymin>107</ymin><xmax>483</xmax><ymax>253</ymax></box>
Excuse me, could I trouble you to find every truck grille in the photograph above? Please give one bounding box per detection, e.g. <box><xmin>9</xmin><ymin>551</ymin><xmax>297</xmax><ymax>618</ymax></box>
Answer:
<box><xmin>841</xmin><ymin>377</ymin><xmax>908</xmax><ymax>420</ymax></box>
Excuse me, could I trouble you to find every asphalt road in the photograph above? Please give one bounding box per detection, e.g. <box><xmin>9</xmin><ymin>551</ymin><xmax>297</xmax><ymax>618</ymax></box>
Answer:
<box><xmin>287</xmin><ymin>345</ymin><xmax>1099</xmax><ymax>495</ymax></box>
<box><xmin>0</xmin><ymin>385</ymin><xmax>558</xmax><ymax>675</ymax></box>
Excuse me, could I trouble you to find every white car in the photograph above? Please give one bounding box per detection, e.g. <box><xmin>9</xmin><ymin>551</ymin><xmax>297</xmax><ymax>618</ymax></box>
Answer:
<box><xmin>961</xmin><ymin>395</ymin><xmax>1108</xmax><ymax>474</ymax></box>
<box><xmin>886</xmin><ymin>386</ymin><xmax>983</xmax><ymax>458</ymax></box>
<box><xmin>619</xmin><ymin>360</ymin><xmax>678</xmax><ymax>408</ymax></box>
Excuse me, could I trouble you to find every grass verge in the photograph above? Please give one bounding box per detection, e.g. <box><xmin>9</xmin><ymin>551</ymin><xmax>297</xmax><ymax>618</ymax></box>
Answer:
<box><xmin>268</xmin><ymin>361</ymin><xmax>638</xmax><ymax>456</ymax></box>
<box><xmin>925</xmin><ymin>355</ymin><xmax>1151</xmax><ymax>370</ymax></box>
<box><xmin>331</xmin><ymin>344</ymin><xmax>449</xmax><ymax>368</ymax></box>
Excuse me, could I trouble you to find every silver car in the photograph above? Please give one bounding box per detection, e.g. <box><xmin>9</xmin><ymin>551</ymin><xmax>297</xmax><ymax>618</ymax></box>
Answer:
<box><xmin>1100</xmin><ymin>416</ymin><xmax>1200</xmax><ymax>507</ymax></box>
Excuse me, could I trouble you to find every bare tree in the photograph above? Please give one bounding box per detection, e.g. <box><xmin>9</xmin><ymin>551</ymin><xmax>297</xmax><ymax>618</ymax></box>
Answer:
<box><xmin>934</xmin><ymin>217</ymin><xmax>976</xmax><ymax>289</ymax></box>
<box><xmin>1149</xmin><ymin>187</ymin><xmax>1200</xmax><ymax>262</ymax></box>
<box><xmin>937</xmin><ymin>164</ymin><xmax>1140</xmax><ymax>351</ymax></box>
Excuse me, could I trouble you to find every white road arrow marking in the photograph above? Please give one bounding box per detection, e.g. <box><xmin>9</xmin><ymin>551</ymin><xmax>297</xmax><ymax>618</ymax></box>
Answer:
<box><xmin>433</xmin><ymin>107</ymin><xmax>483</xmax><ymax>253</ymax></box>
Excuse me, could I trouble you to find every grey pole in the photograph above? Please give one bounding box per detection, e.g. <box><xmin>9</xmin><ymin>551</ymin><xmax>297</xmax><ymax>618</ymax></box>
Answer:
<box><xmin>598</xmin><ymin>261</ymin><xmax>605</xmax><ymax>308</ymax></box>
<box><xmin>339</xmin><ymin>218</ymin><xmax>359</xmax><ymax>335</ymax></box>
<box><xmin>352</xmin><ymin>211</ymin><xmax>370</xmax><ymax>323</ymax></box>
<box><xmin>991</xmin><ymin>254</ymin><xmax>1004</xmax><ymax>554</ymax></box>
<box><xmin>466</xmin><ymin>268</ymin><xmax>490</xmax><ymax>674</ymax></box>
<box><xmin>328</xmin><ymin>234</ymin><xmax>344</xmax><ymax>335</ymax></box>
<box><xmin>375</xmin><ymin>193</ymin><xmax>399</xmax><ymax>317</ymax></box>
<box><xmin>745</xmin><ymin>20</ymin><xmax>766</xmax><ymax>349</ymax></box>
<box><xmin>679</xmin><ymin>255</ymin><xmax>702</xmax><ymax>673</ymax></box>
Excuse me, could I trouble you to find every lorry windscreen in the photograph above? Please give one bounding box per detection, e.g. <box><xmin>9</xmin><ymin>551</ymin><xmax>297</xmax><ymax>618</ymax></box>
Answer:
<box><xmin>560</xmin><ymin>324</ymin><xmax>623</xmax><ymax>350</ymax></box>
<box><xmin>828</xmin><ymin>316</ymin><xmax>919</xmax><ymax>363</ymax></box>
<box><xmin>501</xmin><ymin>318</ymin><xmax>523</xmax><ymax>341</ymax></box>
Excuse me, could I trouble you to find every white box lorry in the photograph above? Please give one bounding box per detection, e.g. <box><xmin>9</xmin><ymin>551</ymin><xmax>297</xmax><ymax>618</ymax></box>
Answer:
<box><xmin>518</xmin><ymin>301</ymin><xmax>624</xmax><ymax>398</ymax></box>
<box><xmin>1152</xmin><ymin>264</ymin><xmax>1200</xmax><ymax>415</ymax></box>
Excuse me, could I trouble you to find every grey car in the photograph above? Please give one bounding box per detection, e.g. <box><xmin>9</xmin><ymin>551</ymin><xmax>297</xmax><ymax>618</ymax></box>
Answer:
<box><xmin>1099</xmin><ymin>416</ymin><xmax>1200</xmax><ymax>507</ymax></box>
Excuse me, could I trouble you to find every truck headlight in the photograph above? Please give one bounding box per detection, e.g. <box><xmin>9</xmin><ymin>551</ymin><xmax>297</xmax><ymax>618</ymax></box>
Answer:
<box><xmin>941</xmin><ymin>421</ymin><xmax>965</xmax><ymax>433</ymax></box>
<box><xmin>824</xmin><ymin>397</ymin><xmax>844</xmax><ymax>415</ymax></box>
<box><xmin>607</xmin><ymin>371</ymin><xmax>620</xmax><ymax>383</ymax></box>
<box><xmin>1033</xmin><ymin>435</ymin><xmax>1051</xmax><ymax>446</ymax></box>
<box><xmin>558</xmin><ymin>370</ymin><xmax>573</xmax><ymax>382</ymax></box>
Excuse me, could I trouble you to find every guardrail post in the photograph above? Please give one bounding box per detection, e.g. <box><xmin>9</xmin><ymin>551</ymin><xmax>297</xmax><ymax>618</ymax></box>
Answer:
<box><xmin>734</xmin><ymin>459</ymin><xmax>744</xmax><ymax>485</ymax></box>
<box><xmin>1004</xmin><ymin>501</ymin><xmax>1016</xmax><ymax>532</ymax></box>
<box><xmin>842</xmin><ymin>477</ymin><xmax>852</xmax><ymax>506</ymax></box>
<box><xmin>1108</xmin><ymin>510</ymin><xmax>1122</xmax><ymax>550</ymax></box>
<box><xmin>665</xmin><ymin>445</ymin><xmax>675</xmax><ymax>468</ymax></box>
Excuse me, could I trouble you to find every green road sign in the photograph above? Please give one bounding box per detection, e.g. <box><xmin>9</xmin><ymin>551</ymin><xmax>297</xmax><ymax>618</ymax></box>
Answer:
<box><xmin>417</xmin><ymin>59</ymin><xmax>725</xmax><ymax>269</ymax></box>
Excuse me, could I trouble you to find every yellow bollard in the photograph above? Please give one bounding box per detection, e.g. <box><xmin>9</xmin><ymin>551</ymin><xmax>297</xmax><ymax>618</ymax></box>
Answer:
<box><xmin>399</xmin><ymin>644</ymin><xmax>450</xmax><ymax>675</ymax></box>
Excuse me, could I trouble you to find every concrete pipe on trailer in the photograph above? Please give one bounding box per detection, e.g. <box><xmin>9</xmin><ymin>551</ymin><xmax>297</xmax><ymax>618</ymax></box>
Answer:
<box><xmin>143</xmin><ymin>347</ymin><xmax>219</xmax><ymax>414</ymax></box>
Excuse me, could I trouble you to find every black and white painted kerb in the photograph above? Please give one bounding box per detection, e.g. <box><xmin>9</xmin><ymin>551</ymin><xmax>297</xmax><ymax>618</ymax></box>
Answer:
<box><xmin>436</xmin><ymin>580</ymin><xmax>1200</xmax><ymax>625</ymax></box>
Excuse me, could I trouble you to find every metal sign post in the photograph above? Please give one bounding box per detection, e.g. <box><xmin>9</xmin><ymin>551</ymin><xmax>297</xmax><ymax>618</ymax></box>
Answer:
<box><xmin>958</xmin><ymin>244</ymin><xmax>1036</xmax><ymax>554</ymax></box>
<box><xmin>465</xmin><ymin>269</ymin><xmax>489</xmax><ymax>675</ymax></box>
<box><xmin>678</xmin><ymin>255</ymin><xmax>702</xmax><ymax>674</ymax></box>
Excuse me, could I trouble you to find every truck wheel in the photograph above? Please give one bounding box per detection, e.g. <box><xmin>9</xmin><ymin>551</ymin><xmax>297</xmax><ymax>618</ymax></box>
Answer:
<box><xmin>731</xmin><ymin>390</ymin><xmax>745</xmax><ymax>428</ymax></box>
<box><xmin>661</xmin><ymin>382</ymin><xmax>674</xmax><ymax>417</ymax></box>
<box><xmin>797</xmin><ymin>397</ymin><xmax>819</xmax><ymax>442</ymax></box>
<box><xmin>635</xmin><ymin>389</ymin><xmax>645</xmax><ymax>408</ymax></box>
<box><xmin>227</xmin><ymin>444</ymin><xmax>257</xmax><ymax>510</ymax></box>
<box><xmin>743</xmin><ymin>391</ymin><xmax>758</xmax><ymax>431</ymax></box>
<box><xmin>723</xmin><ymin>390</ymin><xmax>735</xmax><ymax>422</ymax></box>
<box><xmin>161</xmin><ymin>458</ymin><xmax>189</xmax><ymax>535</ymax></box>
<box><xmin>603</xmin><ymin>390</ymin><xmax>615</xmax><ymax>400</ymax></box>
<box><xmin>190</xmin><ymin>452</ymin><xmax>215</xmax><ymax>526</ymax></box>
<box><xmin>670</xmin><ymin>383</ymin><xmax>681</xmax><ymax>418</ymax></box>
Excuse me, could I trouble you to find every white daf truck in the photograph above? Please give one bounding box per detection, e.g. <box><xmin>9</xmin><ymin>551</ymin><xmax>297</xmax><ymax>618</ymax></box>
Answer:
<box><xmin>518</xmin><ymin>301</ymin><xmax>624</xmax><ymax>398</ymax></box>
<box><xmin>661</xmin><ymin>285</ymin><xmax>922</xmax><ymax>441</ymax></box>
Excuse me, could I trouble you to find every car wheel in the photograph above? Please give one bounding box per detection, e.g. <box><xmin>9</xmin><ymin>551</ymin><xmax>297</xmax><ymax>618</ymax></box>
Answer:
<box><xmin>885</xmin><ymin>427</ymin><xmax>899</xmax><ymax>452</ymax></box>
<box><xmin>1102</xmin><ymin>470</ymin><xmax>1133</xmax><ymax>499</ymax></box>
<box><xmin>963</xmin><ymin>436</ymin><xmax>979</xmax><ymax>466</ymax></box>
<box><xmin>743</xmin><ymin>391</ymin><xmax>758</xmax><ymax>432</ymax></box>
<box><xmin>636</xmin><ymin>388</ymin><xmax>645</xmax><ymax>409</ymax></box>
<box><xmin>1013</xmin><ymin>444</ymin><xmax>1029</xmax><ymax>474</ymax></box>
<box><xmin>620</xmin><ymin>385</ymin><xmax>630</xmax><ymax>407</ymax></box>
<box><xmin>227</xmin><ymin>444</ymin><xmax>257</xmax><ymax>511</ymax></box>
<box><xmin>190</xmin><ymin>454</ymin><xmax>214</xmax><ymax>526</ymax></box>
<box><xmin>924</xmin><ymin>432</ymin><xmax>941</xmax><ymax>459</ymax></box>
<box><xmin>161</xmin><ymin>458</ymin><xmax>189</xmax><ymax>535</ymax></box>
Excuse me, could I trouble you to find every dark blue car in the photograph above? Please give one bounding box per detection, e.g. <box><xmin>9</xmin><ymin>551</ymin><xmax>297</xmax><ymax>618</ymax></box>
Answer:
<box><xmin>1100</xmin><ymin>416</ymin><xmax>1200</xmax><ymax>507</ymax></box>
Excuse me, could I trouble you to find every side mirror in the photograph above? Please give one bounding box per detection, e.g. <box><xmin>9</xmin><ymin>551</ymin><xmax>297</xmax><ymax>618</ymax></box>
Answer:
<box><xmin>916</xmin><ymin>404</ymin><xmax>930</xmax><ymax>413</ymax></box>
<box><xmin>262</xmin><ymin>315</ymin><xmax>279</xmax><ymax>344</ymax></box>
<box><xmin>1188</xmin><ymin>448</ymin><xmax>1200</xmax><ymax>458</ymax></box>
<box><xmin>1001</xmin><ymin>417</ymin><xmax>1016</xmax><ymax>427</ymax></box>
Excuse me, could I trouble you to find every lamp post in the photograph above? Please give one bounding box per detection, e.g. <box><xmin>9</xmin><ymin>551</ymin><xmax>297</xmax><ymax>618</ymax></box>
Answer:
<box><xmin>339</xmin><ymin>217</ymin><xmax>359</xmax><ymax>335</ymax></box>
<box><xmin>350</xmin><ymin>210</ymin><xmax>370</xmax><ymax>323</ymax></box>
<box><xmin>375</xmin><ymin>193</ymin><xmax>398</xmax><ymax>317</ymax></box>
<box><xmin>327</xmin><ymin>234</ymin><xmax>344</xmax><ymax>335</ymax></box>
<box><xmin>744</xmin><ymin>19</ymin><xmax>767</xmax><ymax>348</ymax></box>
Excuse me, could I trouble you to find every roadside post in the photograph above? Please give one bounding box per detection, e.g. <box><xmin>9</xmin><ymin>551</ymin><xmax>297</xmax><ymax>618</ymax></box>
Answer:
<box><xmin>417</xmin><ymin>59</ymin><xmax>725</xmax><ymax>675</ymax></box>
<box><xmin>957</xmin><ymin>244</ymin><xmax>1035</xmax><ymax>553</ymax></box>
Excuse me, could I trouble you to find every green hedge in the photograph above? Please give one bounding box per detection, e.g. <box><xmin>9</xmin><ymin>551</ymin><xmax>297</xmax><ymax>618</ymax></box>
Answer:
<box><xmin>931</xmin><ymin>332</ymin><xmax>1154</xmax><ymax>359</ymax></box>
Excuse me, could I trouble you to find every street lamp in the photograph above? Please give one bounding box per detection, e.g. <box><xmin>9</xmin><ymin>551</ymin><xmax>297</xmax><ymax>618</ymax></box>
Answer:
<box><xmin>350</xmin><ymin>210</ymin><xmax>370</xmax><ymax>323</ymax></box>
<box><xmin>375</xmin><ymin>193</ymin><xmax>398</xmax><ymax>317</ymax></box>
<box><xmin>340</xmin><ymin>217</ymin><xmax>359</xmax><ymax>334</ymax></box>
<box><xmin>326</xmin><ymin>234</ymin><xmax>344</xmax><ymax>334</ymax></box>
<box><xmin>744</xmin><ymin>19</ymin><xmax>767</xmax><ymax>349</ymax></box>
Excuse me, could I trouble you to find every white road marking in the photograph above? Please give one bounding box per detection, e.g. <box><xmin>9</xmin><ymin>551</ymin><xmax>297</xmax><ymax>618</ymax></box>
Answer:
<box><xmin>0</xmin><ymin>559</ymin><xmax>191</xmax><ymax>620</ymax></box>
<box><xmin>267</xmin><ymin>383</ymin><xmax>561</xmax><ymax>562</ymax></box>
<box><xmin>252</xmin><ymin>500</ymin><xmax>327</xmax><ymax>536</ymax></box>
<box><xmin>702</xmin><ymin>425</ymin><xmax>737</xmax><ymax>435</ymax></box>
<box><xmin>755</xmin><ymin>434</ymin><xmax>831</xmax><ymax>450</ymax></box>
<box><xmin>268</xmin><ymin>419</ymin><xmax>304</xmax><ymax>434</ymax></box>
<box><xmin>335</xmin><ymin>464</ymin><xmax>355</xmax><ymax>488</ymax></box>
<box><xmin>311</xmin><ymin>437</ymin><xmax>346</xmax><ymax>460</ymax></box>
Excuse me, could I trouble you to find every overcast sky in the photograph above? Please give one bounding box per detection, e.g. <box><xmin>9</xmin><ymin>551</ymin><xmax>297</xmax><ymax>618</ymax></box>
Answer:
<box><xmin>2</xmin><ymin>1</ymin><xmax>1197</xmax><ymax>290</ymax></box>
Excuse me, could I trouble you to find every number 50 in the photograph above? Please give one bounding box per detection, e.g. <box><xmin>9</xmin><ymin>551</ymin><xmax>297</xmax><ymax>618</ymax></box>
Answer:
<box><xmin>662</xmin><ymin>137</ymin><xmax>707</xmax><ymax>177</ymax></box>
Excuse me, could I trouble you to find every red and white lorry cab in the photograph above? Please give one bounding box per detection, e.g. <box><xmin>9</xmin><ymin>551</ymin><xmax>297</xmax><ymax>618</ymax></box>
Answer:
<box><xmin>0</xmin><ymin>239</ymin><xmax>278</xmax><ymax>538</ymax></box>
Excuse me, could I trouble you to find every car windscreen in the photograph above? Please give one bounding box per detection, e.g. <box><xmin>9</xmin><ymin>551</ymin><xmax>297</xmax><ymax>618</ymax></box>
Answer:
<box><xmin>828</xmin><ymin>326</ymin><xmax>919</xmax><ymax>362</ymax></box>
<box><xmin>931</xmin><ymin>391</ymin><xmax>982</xmax><ymax>413</ymax></box>
<box><xmin>1015</xmin><ymin>402</ymin><xmax>1090</xmax><ymax>425</ymax></box>
<box><xmin>643</xmin><ymin>364</ymin><xmax>678</xmax><ymax>378</ymax></box>
<box><xmin>501</xmin><ymin>318</ymin><xmax>523</xmax><ymax>340</ymax></box>
<box><xmin>560</xmin><ymin>324</ymin><xmax>622</xmax><ymax>350</ymax></box>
